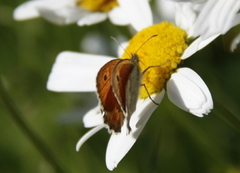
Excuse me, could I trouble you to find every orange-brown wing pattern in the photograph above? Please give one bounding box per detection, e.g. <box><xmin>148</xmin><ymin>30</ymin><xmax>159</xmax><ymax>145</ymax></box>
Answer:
<box><xmin>96</xmin><ymin>59</ymin><xmax>125</xmax><ymax>132</ymax></box>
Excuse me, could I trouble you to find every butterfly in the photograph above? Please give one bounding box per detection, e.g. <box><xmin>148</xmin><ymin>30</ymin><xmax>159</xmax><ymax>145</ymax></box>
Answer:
<box><xmin>96</xmin><ymin>35</ymin><xmax>160</xmax><ymax>133</ymax></box>
<box><xmin>96</xmin><ymin>53</ymin><xmax>141</xmax><ymax>132</ymax></box>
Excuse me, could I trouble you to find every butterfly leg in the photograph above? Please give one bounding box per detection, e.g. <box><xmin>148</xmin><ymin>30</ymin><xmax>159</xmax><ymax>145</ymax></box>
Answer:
<box><xmin>141</xmin><ymin>84</ymin><xmax>159</xmax><ymax>105</ymax></box>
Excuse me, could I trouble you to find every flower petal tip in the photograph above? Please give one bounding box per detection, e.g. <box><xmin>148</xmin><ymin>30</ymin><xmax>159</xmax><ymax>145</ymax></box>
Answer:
<box><xmin>76</xmin><ymin>125</ymin><xmax>105</xmax><ymax>152</ymax></box>
<box><xmin>106</xmin><ymin>161</ymin><xmax>117</xmax><ymax>171</ymax></box>
<box><xmin>13</xmin><ymin>3</ymin><xmax>40</xmax><ymax>21</ymax></box>
<box><xmin>230</xmin><ymin>33</ymin><xmax>240</xmax><ymax>52</ymax></box>
<box><xmin>75</xmin><ymin>143</ymin><xmax>80</xmax><ymax>152</ymax></box>
<box><xmin>167</xmin><ymin>68</ymin><xmax>213</xmax><ymax>117</ymax></box>
<box><xmin>106</xmin><ymin>160</ymin><xmax>118</xmax><ymax>171</ymax></box>
<box><xmin>189</xmin><ymin>100</ymin><xmax>213</xmax><ymax>117</ymax></box>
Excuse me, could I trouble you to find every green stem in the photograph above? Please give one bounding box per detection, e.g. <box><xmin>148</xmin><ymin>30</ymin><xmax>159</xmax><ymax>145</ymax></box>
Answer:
<box><xmin>214</xmin><ymin>98</ymin><xmax>240</xmax><ymax>133</ymax></box>
<box><xmin>0</xmin><ymin>77</ymin><xmax>67</xmax><ymax>173</ymax></box>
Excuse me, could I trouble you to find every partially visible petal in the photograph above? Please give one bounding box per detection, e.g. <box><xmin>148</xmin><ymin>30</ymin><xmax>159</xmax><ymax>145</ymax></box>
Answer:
<box><xmin>108</xmin><ymin>6</ymin><xmax>130</xmax><ymax>25</ymax></box>
<box><xmin>38</xmin><ymin>7</ymin><xmax>86</xmax><ymax>25</ymax></box>
<box><xmin>231</xmin><ymin>13</ymin><xmax>240</xmax><ymax>28</ymax></box>
<box><xmin>135</xmin><ymin>91</ymin><xmax>165</xmax><ymax>128</ymax></box>
<box><xmin>76</xmin><ymin>124</ymin><xmax>105</xmax><ymax>151</ymax></box>
<box><xmin>174</xmin><ymin>2</ymin><xmax>203</xmax><ymax>36</ymax></box>
<box><xmin>231</xmin><ymin>33</ymin><xmax>240</xmax><ymax>52</ymax></box>
<box><xmin>181</xmin><ymin>34</ymin><xmax>219</xmax><ymax>59</ymax></box>
<box><xmin>83</xmin><ymin>106</ymin><xmax>103</xmax><ymax>128</ymax></box>
<box><xmin>77</xmin><ymin>12</ymin><xmax>107</xmax><ymax>26</ymax></box>
<box><xmin>47</xmin><ymin>51</ymin><xmax>114</xmax><ymax>92</ymax></box>
<box><xmin>13</xmin><ymin>0</ymin><xmax>73</xmax><ymax>21</ymax></box>
<box><xmin>192</xmin><ymin>0</ymin><xmax>240</xmax><ymax>39</ymax></box>
<box><xmin>175</xmin><ymin>2</ymin><xmax>201</xmax><ymax>37</ymax></box>
<box><xmin>105</xmin><ymin>92</ymin><xmax>165</xmax><ymax>170</ymax></box>
<box><xmin>156</xmin><ymin>0</ymin><xmax>176</xmax><ymax>22</ymax></box>
<box><xmin>117</xmin><ymin>0</ymin><xmax>153</xmax><ymax>31</ymax></box>
<box><xmin>167</xmin><ymin>68</ymin><xmax>213</xmax><ymax>117</ymax></box>
<box><xmin>14</xmin><ymin>0</ymin><xmax>41</xmax><ymax>20</ymax></box>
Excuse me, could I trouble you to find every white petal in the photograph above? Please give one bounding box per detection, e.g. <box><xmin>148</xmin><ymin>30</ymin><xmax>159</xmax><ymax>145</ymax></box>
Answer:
<box><xmin>76</xmin><ymin>124</ymin><xmax>105</xmax><ymax>151</ymax></box>
<box><xmin>38</xmin><ymin>6</ymin><xmax>86</xmax><ymax>25</ymax></box>
<box><xmin>231</xmin><ymin>33</ymin><xmax>240</xmax><ymax>52</ymax></box>
<box><xmin>47</xmin><ymin>51</ymin><xmax>115</xmax><ymax>92</ymax></box>
<box><xmin>181</xmin><ymin>34</ymin><xmax>219</xmax><ymax>59</ymax></box>
<box><xmin>14</xmin><ymin>0</ymin><xmax>46</xmax><ymax>20</ymax></box>
<box><xmin>83</xmin><ymin>106</ymin><xmax>103</xmax><ymax>128</ymax></box>
<box><xmin>231</xmin><ymin>13</ymin><xmax>240</xmax><ymax>28</ymax></box>
<box><xmin>117</xmin><ymin>0</ymin><xmax>153</xmax><ymax>31</ymax></box>
<box><xmin>174</xmin><ymin>2</ymin><xmax>203</xmax><ymax>36</ymax></box>
<box><xmin>156</xmin><ymin>0</ymin><xmax>176</xmax><ymax>22</ymax></box>
<box><xmin>77</xmin><ymin>13</ymin><xmax>107</xmax><ymax>26</ymax></box>
<box><xmin>167</xmin><ymin>68</ymin><xmax>213</xmax><ymax>117</ymax></box>
<box><xmin>105</xmin><ymin>92</ymin><xmax>165</xmax><ymax>170</ymax></box>
<box><xmin>192</xmin><ymin>0</ymin><xmax>240</xmax><ymax>39</ymax></box>
<box><xmin>108</xmin><ymin>6</ymin><xmax>130</xmax><ymax>26</ymax></box>
<box><xmin>13</xmin><ymin>0</ymin><xmax>74</xmax><ymax>21</ymax></box>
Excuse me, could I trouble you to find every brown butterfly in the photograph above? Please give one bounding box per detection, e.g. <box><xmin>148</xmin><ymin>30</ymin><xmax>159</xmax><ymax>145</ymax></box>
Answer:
<box><xmin>96</xmin><ymin>53</ymin><xmax>141</xmax><ymax>132</ymax></box>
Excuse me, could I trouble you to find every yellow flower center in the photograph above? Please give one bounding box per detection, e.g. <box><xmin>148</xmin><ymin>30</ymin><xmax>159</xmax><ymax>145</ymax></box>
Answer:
<box><xmin>77</xmin><ymin>0</ymin><xmax>118</xmax><ymax>12</ymax></box>
<box><xmin>121</xmin><ymin>22</ymin><xmax>188</xmax><ymax>98</ymax></box>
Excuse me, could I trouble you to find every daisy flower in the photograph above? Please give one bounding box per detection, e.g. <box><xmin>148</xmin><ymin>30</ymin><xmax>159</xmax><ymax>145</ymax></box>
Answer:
<box><xmin>13</xmin><ymin>0</ymin><xmax>152</xmax><ymax>30</ymax></box>
<box><xmin>46</xmin><ymin>0</ymin><xmax>240</xmax><ymax>170</ymax></box>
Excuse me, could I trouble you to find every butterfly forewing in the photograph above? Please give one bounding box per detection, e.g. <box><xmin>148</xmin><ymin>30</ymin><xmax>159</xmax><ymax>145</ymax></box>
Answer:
<box><xmin>112</xmin><ymin>59</ymin><xmax>135</xmax><ymax>113</ymax></box>
<box><xmin>112</xmin><ymin>54</ymin><xmax>141</xmax><ymax>131</ymax></box>
<box><xmin>125</xmin><ymin>54</ymin><xmax>141</xmax><ymax>117</ymax></box>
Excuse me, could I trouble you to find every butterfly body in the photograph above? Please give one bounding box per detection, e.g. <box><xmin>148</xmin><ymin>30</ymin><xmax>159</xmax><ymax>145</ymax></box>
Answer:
<box><xmin>96</xmin><ymin>54</ymin><xmax>141</xmax><ymax>132</ymax></box>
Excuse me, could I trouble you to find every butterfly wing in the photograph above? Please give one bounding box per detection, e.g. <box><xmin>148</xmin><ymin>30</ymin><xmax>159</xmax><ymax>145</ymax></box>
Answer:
<box><xmin>112</xmin><ymin>56</ymin><xmax>141</xmax><ymax>131</ymax></box>
<box><xmin>112</xmin><ymin>59</ymin><xmax>136</xmax><ymax>113</ymax></box>
<box><xmin>125</xmin><ymin>54</ymin><xmax>141</xmax><ymax>117</ymax></box>
<box><xmin>96</xmin><ymin>59</ymin><xmax>125</xmax><ymax>132</ymax></box>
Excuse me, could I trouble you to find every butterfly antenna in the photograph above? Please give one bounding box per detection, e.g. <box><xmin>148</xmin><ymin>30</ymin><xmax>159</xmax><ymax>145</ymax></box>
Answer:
<box><xmin>135</xmin><ymin>34</ymin><xmax>158</xmax><ymax>54</ymax></box>
<box><xmin>110</xmin><ymin>36</ymin><xmax>131</xmax><ymax>58</ymax></box>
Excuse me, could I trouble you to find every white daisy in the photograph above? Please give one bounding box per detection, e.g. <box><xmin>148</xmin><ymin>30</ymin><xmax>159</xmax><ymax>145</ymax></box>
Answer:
<box><xmin>46</xmin><ymin>0</ymin><xmax>240</xmax><ymax>170</ymax></box>
<box><xmin>13</xmin><ymin>0</ymin><xmax>152</xmax><ymax>30</ymax></box>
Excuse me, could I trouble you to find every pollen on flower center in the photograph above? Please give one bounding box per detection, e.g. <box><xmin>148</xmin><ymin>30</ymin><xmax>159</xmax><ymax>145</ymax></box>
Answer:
<box><xmin>76</xmin><ymin>0</ymin><xmax>118</xmax><ymax>12</ymax></box>
<box><xmin>121</xmin><ymin>22</ymin><xmax>188</xmax><ymax>98</ymax></box>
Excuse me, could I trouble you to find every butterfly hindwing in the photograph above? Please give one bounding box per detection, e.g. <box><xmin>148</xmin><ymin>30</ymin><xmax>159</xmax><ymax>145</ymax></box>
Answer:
<box><xmin>96</xmin><ymin>59</ymin><xmax>125</xmax><ymax>132</ymax></box>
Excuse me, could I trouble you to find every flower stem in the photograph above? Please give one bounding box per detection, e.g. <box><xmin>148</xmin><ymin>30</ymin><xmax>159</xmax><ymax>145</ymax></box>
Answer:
<box><xmin>0</xmin><ymin>77</ymin><xmax>67</xmax><ymax>173</ymax></box>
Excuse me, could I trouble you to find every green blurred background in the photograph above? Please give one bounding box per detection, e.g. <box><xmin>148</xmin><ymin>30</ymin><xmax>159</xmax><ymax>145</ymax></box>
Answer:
<box><xmin>1</xmin><ymin>0</ymin><xmax>240</xmax><ymax>173</ymax></box>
